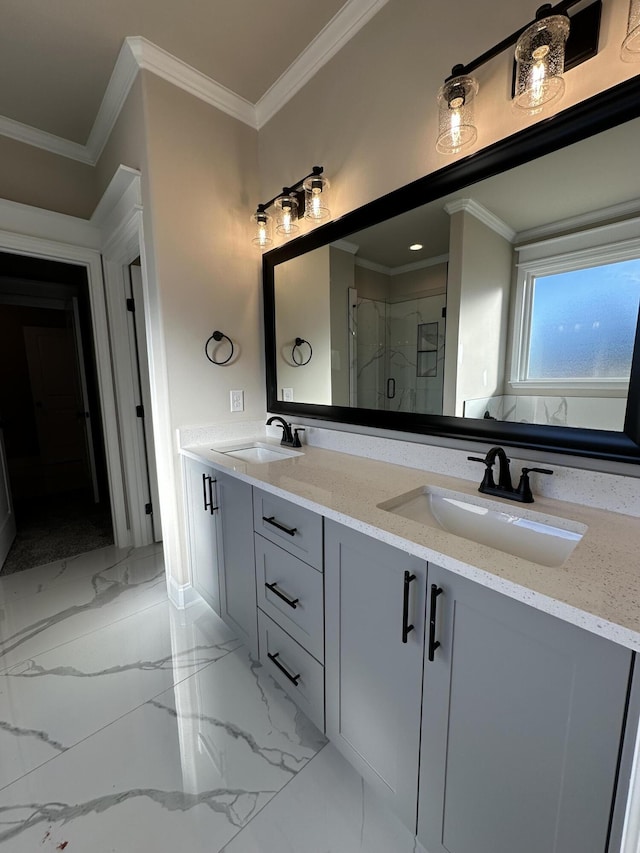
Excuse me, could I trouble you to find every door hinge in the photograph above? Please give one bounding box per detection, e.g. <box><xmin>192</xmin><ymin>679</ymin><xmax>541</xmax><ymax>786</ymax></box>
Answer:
<box><xmin>145</xmin><ymin>502</ymin><xmax>153</xmax><ymax>515</ymax></box>
<box><xmin>442</xmin><ymin>306</ymin><xmax>447</xmax><ymax>319</ymax></box>
<box><xmin>126</xmin><ymin>297</ymin><xmax>135</xmax><ymax>312</ymax></box>
<box><xmin>136</xmin><ymin>404</ymin><xmax>144</xmax><ymax>418</ymax></box>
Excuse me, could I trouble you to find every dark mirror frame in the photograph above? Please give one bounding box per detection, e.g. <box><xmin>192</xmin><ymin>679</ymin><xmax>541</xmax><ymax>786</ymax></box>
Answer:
<box><xmin>264</xmin><ymin>75</ymin><xmax>640</xmax><ymax>465</ymax></box>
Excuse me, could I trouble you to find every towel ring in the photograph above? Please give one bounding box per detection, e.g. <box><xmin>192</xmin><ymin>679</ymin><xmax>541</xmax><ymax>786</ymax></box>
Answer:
<box><xmin>205</xmin><ymin>330</ymin><xmax>234</xmax><ymax>365</ymax></box>
<box><xmin>292</xmin><ymin>337</ymin><xmax>312</xmax><ymax>366</ymax></box>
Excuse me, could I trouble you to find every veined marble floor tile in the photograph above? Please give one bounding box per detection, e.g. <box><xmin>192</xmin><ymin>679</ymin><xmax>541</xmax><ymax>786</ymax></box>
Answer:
<box><xmin>0</xmin><ymin>547</ymin><xmax>166</xmax><ymax>669</ymax></box>
<box><xmin>0</xmin><ymin>599</ymin><xmax>241</xmax><ymax>790</ymax></box>
<box><xmin>221</xmin><ymin>743</ymin><xmax>427</xmax><ymax>853</ymax></box>
<box><xmin>0</xmin><ymin>648</ymin><xmax>326</xmax><ymax>852</ymax></box>
<box><xmin>0</xmin><ymin>544</ymin><xmax>162</xmax><ymax>605</ymax></box>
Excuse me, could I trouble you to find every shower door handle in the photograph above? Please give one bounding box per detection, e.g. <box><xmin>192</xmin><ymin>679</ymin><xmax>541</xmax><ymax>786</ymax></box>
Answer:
<box><xmin>386</xmin><ymin>378</ymin><xmax>396</xmax><ymax>399</ymax></box>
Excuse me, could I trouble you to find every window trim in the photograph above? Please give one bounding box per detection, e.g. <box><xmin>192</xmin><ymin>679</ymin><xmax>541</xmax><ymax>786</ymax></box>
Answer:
<box><xmin>510</xmin><ymin>229</ymin><xmax>640</xmax><ymax>393</ymax></box>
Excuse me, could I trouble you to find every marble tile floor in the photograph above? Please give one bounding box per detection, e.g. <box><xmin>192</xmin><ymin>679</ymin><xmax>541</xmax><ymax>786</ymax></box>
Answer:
<box><xmin>0</xmin><ymin>543</ymin><xmax>427</xmax><ymax>852</ymax></box>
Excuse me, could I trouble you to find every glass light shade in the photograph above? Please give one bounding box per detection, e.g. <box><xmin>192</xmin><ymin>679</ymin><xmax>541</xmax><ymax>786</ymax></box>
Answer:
<box><xmin>622</xmin><ymin>0</ymin><xmax>640</xmax><ymax>61</ymax></box>
<box><xmin>303</xmin><ymin>174</ymin><xmax>331</xmax><ymax>221</ymax></box>
<box><xmin>436</xmin><ymin>75</ymin><xmax>479</xmax><ymax>155</ymax></box>
<box><xmin>513</xmin><ymin>14</ymin><xmax>569</xmax><ymax>114</ymax></box>
<box><xmin>275</xmin><ymin>194</ymin><xmax>300</xmax><ymax>236</ymax></box>
<box><xmin>251</xmin><ymin>208</ymin><xmax>273</xmax><ymax>249</ymax></box>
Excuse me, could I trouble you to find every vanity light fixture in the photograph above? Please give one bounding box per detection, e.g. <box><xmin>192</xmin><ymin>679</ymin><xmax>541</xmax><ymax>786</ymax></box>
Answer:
<box><xmin>275</xmin><ymin>191</ymin><xmax>300</xmax><ymax>237</ymax></box>
<box><xmin>622</xmin><ymin>0</ymin><xmax>640</xmax><ymax>60</ymax></box>
<box><xmin>436</xmin><ymin>68</ymin><xmax>479</xmax><ymax>154</ymax></box>
<box><xmin>435</xmin><ymin>0</ymin><xmax>601</xmax><ymax>153</ymax></box>
<box><xmin>252</xmin><ymin>166</ymin><xmax>331</xmax><ymax>249</ymax></box>
<box><xmin>303</xmin><ymin>167</ymin><xmax>331</xmax><ymax>221</ymax></box>
<box><xmin>251</xmin><ymin>205</ymin><xmax>273</xmax><ymax>248</ymax></box>
<box><xmin>513</xmin><ymin>8</ymin><xmax>570</xmax><ymax>113</ymax></box>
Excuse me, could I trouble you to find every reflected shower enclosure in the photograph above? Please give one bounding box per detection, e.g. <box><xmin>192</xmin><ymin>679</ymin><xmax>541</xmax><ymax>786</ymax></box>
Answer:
<box><xmin>349</xmin><ymin>291</ymin><xmax>446</xmax><ymax>414</ymax></box>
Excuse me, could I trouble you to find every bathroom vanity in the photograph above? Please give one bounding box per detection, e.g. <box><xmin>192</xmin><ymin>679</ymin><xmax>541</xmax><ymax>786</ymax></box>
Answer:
<box><xmin>180</xmin><ymin>440</ymin><xmax>639</xmax><ymax>853</ymax></box>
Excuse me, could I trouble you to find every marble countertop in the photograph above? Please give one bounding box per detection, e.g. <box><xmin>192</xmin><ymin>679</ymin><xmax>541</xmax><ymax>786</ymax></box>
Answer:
<box><xmin>181</xmin><ymin>438</ymin><xmax>640</xmax><ymax>652</ymax></box>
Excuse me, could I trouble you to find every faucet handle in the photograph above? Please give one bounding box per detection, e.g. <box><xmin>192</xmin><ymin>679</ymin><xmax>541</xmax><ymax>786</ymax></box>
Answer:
<box><xmin>516</xmin><ymin>467</ymin><xmax>553</xmax><ymax>503</ymax></box>
<box><xmin>292</xmin><ymin>428</ymin><xmax>305</xmax><ymax>448</ymax></box>
<box><xmin>468</xmin><ymin>456</ymin><xmax>490</xmax><ymax>464</ymax></box>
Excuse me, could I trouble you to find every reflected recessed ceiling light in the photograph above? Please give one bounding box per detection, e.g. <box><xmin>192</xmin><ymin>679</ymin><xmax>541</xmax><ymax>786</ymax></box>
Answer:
<box><xmin>409</xmin><ymin>243</ymin><xmax>423</xmax><ymax>251</ymax></box>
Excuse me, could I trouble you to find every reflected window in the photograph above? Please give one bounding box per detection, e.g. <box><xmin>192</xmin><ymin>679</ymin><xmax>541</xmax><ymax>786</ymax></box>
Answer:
<box><xmin>527</xmin><ymin>258</ymin><xmax>640</xmax><ymax>381</ymax></box>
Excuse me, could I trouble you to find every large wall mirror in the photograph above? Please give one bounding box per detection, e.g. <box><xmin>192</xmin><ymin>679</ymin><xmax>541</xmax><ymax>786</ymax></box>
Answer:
<box><xmin>264</xmin><ymin>76</ymin><xmax>640</xmax><ymax>465</ymax></box>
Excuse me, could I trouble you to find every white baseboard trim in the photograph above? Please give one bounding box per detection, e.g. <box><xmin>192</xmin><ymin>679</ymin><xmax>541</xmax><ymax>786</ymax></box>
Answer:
<box><xmin>166</xmin><ymin>575</ymin><xmax>200</xmax><ymax>609</ymax></box>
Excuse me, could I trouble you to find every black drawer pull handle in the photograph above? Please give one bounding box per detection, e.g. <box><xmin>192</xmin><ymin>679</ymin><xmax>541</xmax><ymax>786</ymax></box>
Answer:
<box><xmin>428</xmin><ymin>584</ymin><xmax>444</xmax><ymax>661</ymax></box>
<box><xmin>202</xmin><ymin>472</ymin><xmax>211</xmax><ymax>512</ymax></box>
<box><xmin>402</xmin><ymin>571</ymin><xmax>416</xmax><ymax>643</ymax></box>
<box><xmin>265</xmin><ymin>581</ymin><xmax>299</xmax><ymax>609</ymax></box>
<box><xmin>263</xmin><ymin>515</ymin><xmax>297</xmax><ymax>536</ymax></box>
<box><xmin>208</xmin><ymin>476</ymin><xmax>218</xmax><ymax>514</ymax></box>
<box><xmin>267</xmin><ymin>651</ymin><xmax>300</xmax><ymax>685</ymax></box>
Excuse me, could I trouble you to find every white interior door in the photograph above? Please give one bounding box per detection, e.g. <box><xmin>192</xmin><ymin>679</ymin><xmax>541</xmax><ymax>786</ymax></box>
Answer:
<box><xmin>0</xmin><ymin>420</ymin><xmax>16</xmax><ymax>569</ymax></box>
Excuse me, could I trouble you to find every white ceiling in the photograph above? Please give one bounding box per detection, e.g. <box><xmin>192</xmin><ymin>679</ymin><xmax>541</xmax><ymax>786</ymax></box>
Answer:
<box><xmin>0</xmin><ymin>0</ymin><xmax>359</xmax><ymax>145</ymax></box>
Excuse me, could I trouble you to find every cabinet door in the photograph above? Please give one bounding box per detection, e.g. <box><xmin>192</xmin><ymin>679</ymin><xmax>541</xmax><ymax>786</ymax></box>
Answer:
<box><xmin>217</xmin><ymin>472</ymin><xmax>258</xmax><ymax>657</ymax></box>
<box><xmin>184</xmin><ymin>456</ymin><xmax>220</xmax><ymax>612</ymax></box>
<box><xmin>418</xmin><ymin>564</ymin><xmax>633</xmax><ymax>853</ymax></box>
<box><xmin>324</xmin><ymin>519</ymin><xmax>427</xmax><ymax>832</ymax></box>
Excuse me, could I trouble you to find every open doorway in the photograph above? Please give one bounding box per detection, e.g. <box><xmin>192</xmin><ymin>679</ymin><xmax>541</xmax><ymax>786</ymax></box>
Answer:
<box><xmin>0</xmin><ymin>251</ymin><xmax>113</xmax><ymax>575</ymax></box>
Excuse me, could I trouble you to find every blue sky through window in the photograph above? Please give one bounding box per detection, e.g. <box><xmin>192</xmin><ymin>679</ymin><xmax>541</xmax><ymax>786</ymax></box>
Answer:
<box><xmin>527</xmin><ymin>258</ymin><xmax>640</xmax><ymax>380</ymax></box>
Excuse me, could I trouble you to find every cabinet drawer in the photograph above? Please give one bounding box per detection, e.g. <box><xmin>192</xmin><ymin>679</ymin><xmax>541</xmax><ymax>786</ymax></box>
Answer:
<box><xmin>253</xmin><ymin>489</ymin><xmax>323</xmax><ymax>570</ymax></box>
<box><xmin>256</xmin><ymin>535</ymin><xmax>324</xmax><ymax>662</ymax></box>
<box><xmin>258</xmin><ymin>609</ymin><xmax>325</xmax><ymax>732</ymax></box>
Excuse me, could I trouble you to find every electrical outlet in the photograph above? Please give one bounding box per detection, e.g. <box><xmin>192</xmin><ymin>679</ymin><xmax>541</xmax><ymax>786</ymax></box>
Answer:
<box><xmin>230</xmin><ymin>390</ymin><xmax>244</xmax><ymax>412</ymax></box>
<box><xmin>282</xmin><ymin>388</ymin><xmax>294</xmax><ymax>402</ymax></box>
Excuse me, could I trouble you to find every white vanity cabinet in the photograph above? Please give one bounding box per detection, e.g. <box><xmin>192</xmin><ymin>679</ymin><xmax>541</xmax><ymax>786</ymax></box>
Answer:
<box><xmin>183</xmin><ymin>455</ymin><xmax>221</xmax><ymax>613</ymax></box>
<box><xmin>254</xmin><ymin>489</ymin><xmax>326</xmax><ymax>731</ymax></box>
<box><xmin>324</xmin><ymin>519</ymin><xmax>428</xmax><ymax>832</ymax></box>
<box><xmin>418</xmin><ymin>563</ymin><xmax>634</xmax><ymax>853</ymax></box>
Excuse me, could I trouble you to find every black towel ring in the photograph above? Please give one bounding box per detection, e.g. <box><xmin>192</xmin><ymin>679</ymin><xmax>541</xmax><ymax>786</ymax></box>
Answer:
<box><xmin>205</xmin><ymin>330</ymin><xmax>234</xmax><ymax>365</ymax></box>
<box><xmin>292</xmin><ymin>337</ymin><xmax>312</xmax><ymax>366</ymax></box>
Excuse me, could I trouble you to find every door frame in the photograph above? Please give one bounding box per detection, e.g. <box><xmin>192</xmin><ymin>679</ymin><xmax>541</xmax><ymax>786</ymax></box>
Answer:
<box><xmin>0</xmin><ymin>228</ymin><xmax>128</xmax><ymax>544</ymax></box>
<box><xmin>101</xmin><ymin>206</ymin><xmax>156</xmax><ymax>546</ymax></box>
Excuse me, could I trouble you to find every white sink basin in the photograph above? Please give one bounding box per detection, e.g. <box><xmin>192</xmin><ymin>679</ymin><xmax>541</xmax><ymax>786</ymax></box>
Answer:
<box><xmin>213</xmin><ymin>442</ymin><xmax>303</xmax><ymax>464</ymax></box>
<box><xmin>378</xmin><ymin>485</ymin><xmax>587</xmax><ymax>567</ymax></box>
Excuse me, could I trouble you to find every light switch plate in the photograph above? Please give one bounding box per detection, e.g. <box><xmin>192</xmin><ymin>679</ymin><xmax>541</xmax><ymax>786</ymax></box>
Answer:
<box><xmin>282</xmin><ymin>388</ymin><xmax>294</xmax><ymax>402</ymax></box>
<box><xmin>230</xmin><ymin>390</ymin><xmax>244</xmax><ymax>412</ymax></box>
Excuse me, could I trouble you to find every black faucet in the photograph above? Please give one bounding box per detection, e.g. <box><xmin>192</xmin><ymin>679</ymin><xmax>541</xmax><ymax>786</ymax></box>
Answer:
<box><xmin>468</xmin><ymin>446</ymin><xmax>553</xmax><ymax>503</ymax></box>
<box><xmin>266</xmin><ymin>416</ymin><xmax>303</xmax><ymax>448</ymax></box>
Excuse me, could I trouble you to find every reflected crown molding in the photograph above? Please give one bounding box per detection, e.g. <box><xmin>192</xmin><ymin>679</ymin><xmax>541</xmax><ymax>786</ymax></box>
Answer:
<box><xmin>444</xmin><ymin>198</ymin><xmax>516</xmax><ymax>243</ymax></box>
<box><xmin>354</xmin><ymin>254</ymin><xmax>449</xmax><ymax>276</ymax></box>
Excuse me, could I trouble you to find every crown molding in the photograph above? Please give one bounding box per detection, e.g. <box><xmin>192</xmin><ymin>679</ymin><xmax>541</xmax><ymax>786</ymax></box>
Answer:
<box><xmin>254</xmin><ymin>0</ymin><xmax>391</xmax><ymax>128</ymax></box>
<box><xmin>0</xmin><ymin>0</ymin><xmax>388</xmax><ymax>162</ymax></box>
<box><xmin>0</xmin><ymin>115</ymin><xmax>93</xmax><ymax>164</ymax></box>
<box><xmin>444</xmin><ymin>198</ymin><xmax>516</xmax><ymax>243</ymax></box>
<box><xmin>85</xmin><ymin>39</ymin><xmax>141</xmax><ymax>164</ymax></box>
<box><xmin>127</xmin><ymin>36</ymin><xmax>257</xmax><ymax>129</ymax></box>
<box><xmin>331</xmin><ymin>239</ymin><xmax>360</xmax><ymax>254</ymax></box>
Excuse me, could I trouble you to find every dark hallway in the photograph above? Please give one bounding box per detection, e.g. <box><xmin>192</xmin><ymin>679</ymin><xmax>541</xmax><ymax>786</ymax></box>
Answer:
<box><xmin>0</xmin><ymin>252</ymin><xmax>113</xmax><ymax>575</ymax></box>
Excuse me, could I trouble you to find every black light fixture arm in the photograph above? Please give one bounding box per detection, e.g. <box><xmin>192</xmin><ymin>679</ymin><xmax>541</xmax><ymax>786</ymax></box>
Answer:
<box><xmin>257</xmin><ymin>166</ymin><xmax>324</xmax><ymax>214</ymax></box>
<box><xmin>446</xmin><ymin>0</ymin><xmax>583</xmax><ymax>80</ymax></box>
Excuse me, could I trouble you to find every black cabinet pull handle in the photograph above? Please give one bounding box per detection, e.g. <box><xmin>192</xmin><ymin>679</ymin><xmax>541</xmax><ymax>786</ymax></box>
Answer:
<box><xmin>202</xmin><ymin>472</ymin><xmax>211</xmax><ymax>512</ymax></box>
<box><xmin>428</xmin><ymin>584</ymin><xmax>444</xmax><ymax>661</ymax></box>
<box><xmin>267</xmin><ymin>651</ymin><xmax>300</xmax><ymax>685</ymax></box>
<box><xmin>208</xmin><ymin>476</ymin><xmax>218</xmax><ymax>514</ymax></box>
<box><xmin>402</xmin><ymin>571</ymin><xmax>416</xmax><ymax>643</ymax></box>
<box><xmin>263</xmin><ymin>515</ymin><xmax>297</xmax><ymax>536</ymax></box>
<box><xmin>265</xmin><ymin>581</ymin><xmax>299</xmax><ymax>609</ymax></box>
<box><xmin>202</xmin><ymin>474</ymin><xmax>218</xmax><ymax>514</ymax></box>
